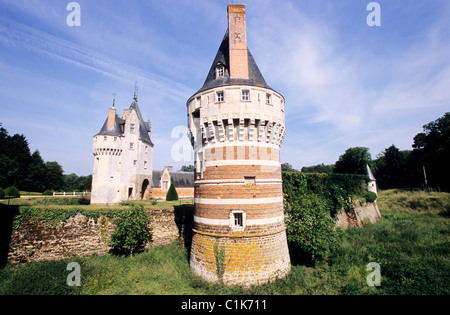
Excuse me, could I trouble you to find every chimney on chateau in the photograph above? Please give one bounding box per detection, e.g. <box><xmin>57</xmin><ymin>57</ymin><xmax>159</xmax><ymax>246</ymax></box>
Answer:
<box><xmin>107</xmin><ymin>107</ymin><xmax>116</xmax><ymax>130</ymax></box>
<box><xmin>228</xmin><ymin>4</ymin><xmax>249</xmax><ymax>79</ymax></box>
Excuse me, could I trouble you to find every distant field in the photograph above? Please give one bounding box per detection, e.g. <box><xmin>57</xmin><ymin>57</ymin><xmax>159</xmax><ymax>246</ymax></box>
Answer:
<box><xmin>0</xmin><ymin>190</ymin><xmax>448</xmax><ymax>295</ymax></box>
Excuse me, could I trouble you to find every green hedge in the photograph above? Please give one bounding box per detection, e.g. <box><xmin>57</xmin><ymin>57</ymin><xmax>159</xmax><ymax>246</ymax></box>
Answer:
<box><xmin>282</xmin><ymin>172</ymin><xmax>368</xmax><ymax>265</ymax></box>
<box><xmin>166</xmin><ymin>184</ymin><xmax>179</xmax><ymax>201</ymax></box>
<box><xmin>5</xmin><ymin>186</ymin><xmax>20</xmax><ymax>199</ymax></box>
<box><xmin>282</xmin><ymin>172</ymin><xmax>368</xmax><ymax>215</ymax></box>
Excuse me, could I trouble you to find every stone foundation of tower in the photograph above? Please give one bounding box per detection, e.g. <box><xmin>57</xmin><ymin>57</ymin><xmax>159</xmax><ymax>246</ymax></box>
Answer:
<box><xmin>190</xmin><ymin>230</ymin><xmax>291</xmax><ymax>286</ymax></box>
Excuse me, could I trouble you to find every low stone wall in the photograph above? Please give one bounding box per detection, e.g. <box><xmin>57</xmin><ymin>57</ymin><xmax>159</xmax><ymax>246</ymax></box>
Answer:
<box><xmin>6</xmin><ymin>206</ymin><xmax>194</xmax><ymax>264</ymax></box>
<box><xmin>335</xmin><ymin>202</ymin><xmax>382</xmax><ymax>229</ymax></box>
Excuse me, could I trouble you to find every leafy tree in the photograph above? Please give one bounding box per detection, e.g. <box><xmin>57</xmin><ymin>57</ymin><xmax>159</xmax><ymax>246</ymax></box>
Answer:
<box><xmin>110</xmin><ymin>204</ymin><xmax>152</xmax><ymax>257</ymax></box>
<box><xmin>23</xmin><ymin>150</ymin><xmax>48</xmax><ymax>192</ymax></box>
<box><xmin>179</xmin><ymin>165</ymin><xmax>195</xmax><ymax>172</ymax></box>
<box><xmin>286</xmin><ymin>193</ymin><xmax>340</xmax><ymax>265</ymax></box>
<box><xmin>0</xmin><ymin>187</ymin><xmax>4</xmax><ymax>199</ymax></box>
<box><xmin>166</xmin><ymin>184</ymin><xmax>179</xmax><ymax>201</ymax></box>
<box><xmin>412</xmin><ymin>112</ymin><xmax>450</xmax><ymax>191</ymax></box>
<box><xmin>301</xmin><ymin>163</ymin><xmax>334</xmax><ymax>174</ymax></box>
<box><xmin>5</xmin><ymin>186</ymin><xmax>20</xmax><ymax>199</ymax></box>
<box><xmin>334</xmin><ymin>147</ymin><xmax>373</xmax><ymax>175</ymax></box>
<box><xmin>374</xmin><ymin>145</ymin><xmax>408</xmax><ymax>189</ymax></box>
<box><xmin>45</xmin><ymin>161</ymin><xmax>64</xmax><ymax>191</ymax></box>
<box><xmin>281</xmin><ymin>163</ymin><xmax>298</xmax><ymax>172</ymax></box>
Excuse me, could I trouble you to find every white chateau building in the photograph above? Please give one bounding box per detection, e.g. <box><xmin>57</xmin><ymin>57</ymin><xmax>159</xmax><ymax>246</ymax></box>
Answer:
<box><xmin>91</xmin><ymin>93</ymin><xmax>153</xmax><ymax>205</ymax></box>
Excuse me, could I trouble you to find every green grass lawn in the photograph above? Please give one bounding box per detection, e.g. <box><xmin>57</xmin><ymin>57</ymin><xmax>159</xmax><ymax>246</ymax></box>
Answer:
<box><xmin>0</xmin><ymin>190</ymin><xmax>449</xmax><ymax>295</ymax></box>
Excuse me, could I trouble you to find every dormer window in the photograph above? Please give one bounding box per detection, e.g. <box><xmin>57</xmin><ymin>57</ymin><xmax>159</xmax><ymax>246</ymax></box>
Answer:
<box><xmin>216</xmin><ymin>64</ymin><xmax>225</xmax><ymax>79</ymax></box>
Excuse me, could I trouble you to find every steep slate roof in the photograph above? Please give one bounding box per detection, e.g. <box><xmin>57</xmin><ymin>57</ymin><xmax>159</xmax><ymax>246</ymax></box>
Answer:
<box><xmin>130</xmin><ymin>99</ymin><xmax>154</xmax><ymax>147</ymax></box>
<box><xmin>195</xmin><ymin>30</ymin><xmax>271</xmax><ymax>95</ymax></box>
<box><xmin>96</xmin><ymin>98</ymin><xmax>153</xmax><ymax>147</ymax></box>
<box><xmin>152</xmin><ymin>171</ymin><xmax>194</xmax><ymax>188</ymax></box>
<box><xmin>95</xmin><ymin>114</ymin><xmax>124</xmax><ymax>137</ymax></box>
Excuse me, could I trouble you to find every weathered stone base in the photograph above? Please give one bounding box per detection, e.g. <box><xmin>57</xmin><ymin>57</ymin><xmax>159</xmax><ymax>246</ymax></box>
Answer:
<box><xmin>335</xmin><ymin>203</ymin><xmax>382</xmax><ymax>229</ymax></box>
<box><xmin>190</xmin><ymin>229</ymin><xmax>291</xmax><ymax>287</ymax></box>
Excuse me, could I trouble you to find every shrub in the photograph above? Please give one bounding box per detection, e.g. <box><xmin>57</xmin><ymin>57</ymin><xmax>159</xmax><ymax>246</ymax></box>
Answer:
<box><xmin>364</xmin><ymin>191</ymin><xmax>378</xmax><ymax>203</ymax></box>
<box><xmin>166</xmin><ymin>184</ymin><xmax>179</xmax><ymax>201</ymax></box>
<box><xmin>0</xmin><ymin>188</ymin><xmax>4</xmax><ymax>199</ymax></box>
<box><xmin>110</xmin><ymin>204</ymin><xmax>152</xmax><ymax>257</ymax></box>
<box><xmin>5</xmin><ymin>186</ymin><xmax>20</xmax><ymax>199</ymax></box>
<box><xmin>42</xmin><ymin>190</ymin><xmax>53</xmax><ymax>196</ymax></box>
<box><xmin>285</xmin><ymin>193</ymin><xmax>341</xmax><ymax>265</ymax></box>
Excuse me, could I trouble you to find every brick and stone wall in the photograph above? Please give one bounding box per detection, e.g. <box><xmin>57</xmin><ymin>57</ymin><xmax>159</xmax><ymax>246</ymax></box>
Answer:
<box><xmin>6</xmin><ymin>206</ymin><xmax>194</xmax><ymax>264</ymax></box>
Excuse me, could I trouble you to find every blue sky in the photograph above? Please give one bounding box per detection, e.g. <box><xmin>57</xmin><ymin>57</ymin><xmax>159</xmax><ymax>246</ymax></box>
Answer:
<box><xmin>0</xmin><ymin>0</ymin><xmax>449</xmax><ymax>176</ymax></box>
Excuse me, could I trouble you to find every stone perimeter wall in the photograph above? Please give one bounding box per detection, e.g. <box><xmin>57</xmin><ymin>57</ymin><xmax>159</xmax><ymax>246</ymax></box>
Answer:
<box><xmin>6</xmin><ymin>203</ymin><xmax>380</xmax><ymax>265</ymax></box>
<box><xmin>335</xmin><ymin>203</ymin><xmax>382</xmax><ymax>229</ymax></box>
<box><xmin>7</xmin><ymin>208</ymin><xmax>193</xmax><ymax>264</ymax></box>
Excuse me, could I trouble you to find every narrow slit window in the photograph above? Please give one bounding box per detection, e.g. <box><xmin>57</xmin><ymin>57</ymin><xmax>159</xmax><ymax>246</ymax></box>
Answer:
<box><xmin>234</xmin><ymin>212</ymin><xmax>243</xmax><ymax>227</ymax></box>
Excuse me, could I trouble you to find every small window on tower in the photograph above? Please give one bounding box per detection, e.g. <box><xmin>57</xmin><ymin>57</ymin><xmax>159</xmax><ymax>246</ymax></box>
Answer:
<box><xmin>245</xmin><ymin>176</ymin><xmax>256</xmax><ymax>185</ymax></box>
<box><xmin>216</xmin><ymin>91</ymin><xmax>224</xmax><ymax>103</ymax></box>
<box><xmin>130</xmin><ymin>142</ymin><xmax>134</xmax><ymax>150</ymax></box>
<box><xmin>130</xmin><ymin>124</ymin><xmax>135</xmax><ymax>134</ymax></box>
<box><xmin>230</xmin><ymin>211</ymin><xmax>245</xmax><ymax>231</ymax></box>
<box><xmin>266</xmin><ymin>93</ymin><xmax>272</xmax><ymax>105</ymax></box>
<box><xmin>242</xmin><ymin>90</ymin><xmax>250</xmax><ymax>101</ymax></box>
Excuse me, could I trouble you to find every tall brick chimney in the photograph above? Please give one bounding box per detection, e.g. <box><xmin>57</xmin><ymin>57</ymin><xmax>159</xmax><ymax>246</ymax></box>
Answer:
<box><xmin>228</xmin><ymin>4</ymin><xmax>249</xmax><ymax>79</ymax></box>
<box><xmin>107</xmin><ymin>107</ymin><xmax>116</xmax><ymax>129</ymax></box>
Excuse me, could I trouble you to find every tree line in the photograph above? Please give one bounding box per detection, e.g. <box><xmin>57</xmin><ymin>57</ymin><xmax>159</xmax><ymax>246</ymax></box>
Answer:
<box><xmin>0</xmin><ymin>124</ymin><xmax>91</xmax><ymax>193</ymax></box>
<box><xmin>283</xmin><ymin>112</ymin><xmax>450</xmax><ymax>191</ymax></box>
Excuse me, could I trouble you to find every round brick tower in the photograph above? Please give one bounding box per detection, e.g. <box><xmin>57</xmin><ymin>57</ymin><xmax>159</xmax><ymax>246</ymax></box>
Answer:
<box><xmin>186</xmin><ymin>4</ymin><xmax>291</xmax><ymax>286</ymax></box>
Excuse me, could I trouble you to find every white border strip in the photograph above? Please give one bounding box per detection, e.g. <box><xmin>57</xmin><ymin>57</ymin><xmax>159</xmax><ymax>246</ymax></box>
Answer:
<box><xmin>204</xmin><ymin>160</ymin><xmax>280</xmax><ymax>167</ymax></box>
<box><xmin>194</xmin><ymin>215</ymin><xmax>285</xmax><ymax>226</ymax></box>
<box><xmin>204</xmin><ymin>141</ymin><xmax>281</xmax><ymax>150</ymax></box>
<box><xmin>194</xmin><ymin>179</ymin><xmax>283</xmax><ymax>186</ymax></box>
<box><xmin>194</xmin><ymin>196</ymin><xmax>283</xmax><ymax>205</ymax></box>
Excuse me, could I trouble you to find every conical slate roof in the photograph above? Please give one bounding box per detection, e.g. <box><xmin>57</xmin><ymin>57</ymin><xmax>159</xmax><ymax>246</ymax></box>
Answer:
<box><xmin>129</xmin><ymin>99</ymin><xmax>154</xmax><ymax>147</ymax></box>
<box><xmin>366</xmin><ymin>165</ymin><xmax>376</xmax><ymax>181</ymax></box>
<box><xmin>95</xmin><ymin>113</ymin><xmax>124</xmax><ymax>137</ymax></box>
<box><xmin>195</xmin><ymin>30</ymin><xmax>271</xmax><ymax>95</ymax></box>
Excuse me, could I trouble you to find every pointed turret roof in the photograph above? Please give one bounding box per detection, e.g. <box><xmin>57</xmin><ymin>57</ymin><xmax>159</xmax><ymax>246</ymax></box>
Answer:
<box><xmin>129</xmin><ymin>98</ymin><xmax>154</xmax><ymax>147</ymax></box>
<box><xmin>195</xmin><ymin>30</ymin><xmax>271</xmax><ymax>95</ymax></box>
<box><xmin>366</xmin><ymin>165</ymin><xmax>376</xmax><ymax>181</ymax></box>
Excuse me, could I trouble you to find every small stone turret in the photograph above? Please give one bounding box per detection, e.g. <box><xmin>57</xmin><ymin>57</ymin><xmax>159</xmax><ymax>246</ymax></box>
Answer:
<box><xmin>91</xmin><ymin>94</ymin><xmax>154</xmax><ymax>205</ymax></box>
